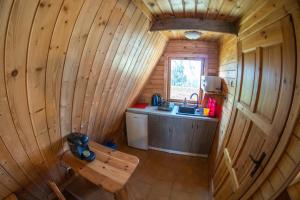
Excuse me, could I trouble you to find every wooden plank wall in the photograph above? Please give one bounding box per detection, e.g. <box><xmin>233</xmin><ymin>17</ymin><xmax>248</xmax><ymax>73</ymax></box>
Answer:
<box><xmin>137</xmin><ymin>39</ymin><xmax>219</xmax><ymax>104</ymax></box>
<box><xmin>216</xmin><ymin>35</ymin><xmax>237</xmax><ymax>159</ymax></box>
<box><xmin>213</xmin><ymin>0</ymin><xmax>300</xmax><ymax>199</ymax></box>
<box><xmin>209</xmin><ymin>35</ymin><xmax>237</xmax><ymax>188</ymax></box>
<box><xmin>0</xmin><ymin>0</ymin><xmax>167</xmax><ymax>199</ymax></box>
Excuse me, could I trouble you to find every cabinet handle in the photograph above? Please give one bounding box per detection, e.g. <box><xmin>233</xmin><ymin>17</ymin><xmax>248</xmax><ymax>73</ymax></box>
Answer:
<box><xmin>249</xmin><ymin>152</ymin><xmax>266</xmax><ymax>177</ymax></box>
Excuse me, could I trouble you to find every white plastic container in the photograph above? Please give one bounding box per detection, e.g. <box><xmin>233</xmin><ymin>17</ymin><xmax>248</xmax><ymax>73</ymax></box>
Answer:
<box><xmin>201</xmin><ymin>76</ymin><xmax>222</xmax><ymax>92</ymax></box>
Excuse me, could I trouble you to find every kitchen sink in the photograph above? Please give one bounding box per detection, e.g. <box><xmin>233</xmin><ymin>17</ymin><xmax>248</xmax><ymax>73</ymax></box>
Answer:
<box><xmin>177</xmin><ymin>106</ymin><xmax>196</xmax><ymax>114</ymax></box>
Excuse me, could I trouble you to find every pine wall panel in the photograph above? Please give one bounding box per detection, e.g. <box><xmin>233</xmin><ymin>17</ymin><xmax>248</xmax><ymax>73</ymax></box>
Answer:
<box><xmin>0</xmin><ymin>0</ymin><xmax>167</xmax><ymax>198</ymax></box>
<box><xmin>138</xmin><ymin>39</ymin><xmax>219</xmax><ymax>104</ymax></box>
<box><xmin>216</xmin><ymin>35</ymin><xmax>237</xmax><ymax>159</ymax></box>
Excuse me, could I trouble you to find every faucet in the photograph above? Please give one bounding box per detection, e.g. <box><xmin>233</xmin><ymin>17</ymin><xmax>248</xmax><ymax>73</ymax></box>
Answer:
<box><xmin>190</xmin><ymin>93</ymin><xmax>199</xmax><ymax>108</ymax></box>
<box><xmin>183</xmin><ymin>97</ymin><xmax>187</xmax><ymax>106</ymax></box>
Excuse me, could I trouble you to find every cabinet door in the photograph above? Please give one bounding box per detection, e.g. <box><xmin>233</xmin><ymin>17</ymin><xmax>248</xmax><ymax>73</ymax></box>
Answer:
<box><xmin>148</xmin><ymin>114</ymin><xmax>173</xmax><ymax>149</ymax></box>
<box><xmin>170</xmin><ymin>118</ymin><xmax>194</xmax><ymax>152</ymax></box>
<box><xmin>191</xmin><ymin>120</ymin><xmax>217</xmax><ymax>154</ymax></box>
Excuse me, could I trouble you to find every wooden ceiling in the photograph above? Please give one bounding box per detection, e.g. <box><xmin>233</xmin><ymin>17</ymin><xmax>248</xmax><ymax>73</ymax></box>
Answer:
<box><xmin>142</xmin><ymin>0</ymin><xmax>259</xmax><ymax>21</ymax></box>
<box><xmin>138</xmin><ymin>0</ymin><xmax>264</xmax><ymax>41</ymax></box>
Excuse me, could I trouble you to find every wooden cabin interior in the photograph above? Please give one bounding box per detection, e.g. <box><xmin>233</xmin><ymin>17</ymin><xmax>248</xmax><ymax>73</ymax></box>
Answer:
<box><xmin>0</xmin><ymin>0</ymin><xmax>300</xmax><ymax>199</ymax></box>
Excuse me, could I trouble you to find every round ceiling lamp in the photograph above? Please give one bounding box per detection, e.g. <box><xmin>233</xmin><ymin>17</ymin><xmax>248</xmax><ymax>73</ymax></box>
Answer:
<box><xmin>184</xmin><ymin>31</ymin><xmax>202</xmax><ymax>40</ymax></box>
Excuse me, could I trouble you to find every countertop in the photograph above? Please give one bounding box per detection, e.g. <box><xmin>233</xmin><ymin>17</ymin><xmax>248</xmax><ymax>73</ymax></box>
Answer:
<box><xmin>127</xmin><ymin>106</ymin><xmax>219</xmax><ymax>122</ymax></box>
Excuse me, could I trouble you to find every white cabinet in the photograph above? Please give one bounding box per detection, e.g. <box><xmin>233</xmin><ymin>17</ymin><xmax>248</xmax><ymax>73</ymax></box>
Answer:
<box><xmin>126</xmin><ymin>112</ymin><xmax>148</xmax><ymax>150</ymax></box>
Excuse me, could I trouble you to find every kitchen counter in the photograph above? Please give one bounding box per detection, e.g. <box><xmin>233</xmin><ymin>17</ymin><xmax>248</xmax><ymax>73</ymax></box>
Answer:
<box><xmin>127</xmin><ymin>105</ymin><xmax>219</xmax><ymax>122</ymax></box>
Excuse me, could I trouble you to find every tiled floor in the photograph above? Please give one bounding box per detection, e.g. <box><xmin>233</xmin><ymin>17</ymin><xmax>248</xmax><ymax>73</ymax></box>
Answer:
<box><xmin>120</xmin><ymin>145</ymin><xmax>211</xmax><ymax>200</ymax></box>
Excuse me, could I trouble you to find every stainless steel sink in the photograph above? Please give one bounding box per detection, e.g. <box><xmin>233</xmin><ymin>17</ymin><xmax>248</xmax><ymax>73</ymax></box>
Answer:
<box><xmin>177</xmin><ymin>106</ymin><xmax>205</xmax><ymax>117</ymax></box>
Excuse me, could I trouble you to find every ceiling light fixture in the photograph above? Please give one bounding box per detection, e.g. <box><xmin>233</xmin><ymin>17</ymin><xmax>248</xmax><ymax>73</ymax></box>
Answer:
<box><xmin>184</xmin><ymin>31</ymin><xmax>202</xmax><ymax>40</ymax></box>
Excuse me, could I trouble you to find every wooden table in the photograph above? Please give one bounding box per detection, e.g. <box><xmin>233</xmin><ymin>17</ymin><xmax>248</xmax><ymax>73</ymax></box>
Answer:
<box><xmin>62</xmin><ymin>141</ymin><xmax>139</xmax><ymax>200</ymax></box>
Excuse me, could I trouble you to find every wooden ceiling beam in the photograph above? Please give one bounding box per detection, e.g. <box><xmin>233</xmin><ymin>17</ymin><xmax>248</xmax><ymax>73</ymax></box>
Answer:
<box><xmin>150</xmin><ymin>18</ymin><xmax>238</xmax><ymax>35</ymax></box>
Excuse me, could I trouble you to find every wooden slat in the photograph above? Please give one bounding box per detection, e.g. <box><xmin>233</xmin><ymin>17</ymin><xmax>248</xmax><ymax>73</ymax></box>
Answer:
<box><xmin>150</xmin><ymin>18</ymin><xmax>238</xmax><ymax>34</ymax></box>
<box><xmin>46</xmin><ymin>0</ymin><xmax>85</xmax><ymax>156</ymax></box>
<box><xmin>87</xmin><ymin>2</ymin><xmax>137</xmax><ymax>137</ymax></box>
<box><xmin>4</xmin><ymin>0</ymin><xmax>51</xmax><ymax>197</ymax></box>
<box><xmin>71</xmin><ymin>0</ymin><xmax>118</xmax><ymax>132</ymax></box>
<box><xmin>0</xmin><ymin>0</ymin><xmax>45</xmax><ymax>197</ymax></box>
<box><xmin>97</xmin><ymin>28</ymin><xmax>162</xmax><ymax>138</ymax></box>
<box><xmin>80</xmin><ymin>0</ymin><xmax>130</xmax><ymax>134</ymax></box>
<box><xmin>88</xmin><ymin>8</ymin><xmax>144</xmax><ymax>137</ymax></box>
<box><xmin>102</xmin><ymin>33</ymin><xmax>163</xmax><ymax>136</ymax></box>
<box><xmin>48</xmin><ymin>181</ymin><xmax>65</xmax><ymax>200</ymax></box>
<box><xmin>132</xmin><ymin>0</ymin><xmax>153</xmax><ymax>20</ymax></box>
<box><xmin>0</xmin><ymin>166</ymin><xmax>21</xmax><ymax>194</ymax></box>
<box><xmin>60</xmin><ymin>0</ymin><xmax>104</xmax><ymax>149</ymax></box>
<box><xmin>27</xmin><ymin>0</ymin><xmax>65</xmax><ymax>182</ymax></box>
<box><xmin>101</xmin><ymin>33</ymin><xmax>162</xmax><ymax>137</ymax></box>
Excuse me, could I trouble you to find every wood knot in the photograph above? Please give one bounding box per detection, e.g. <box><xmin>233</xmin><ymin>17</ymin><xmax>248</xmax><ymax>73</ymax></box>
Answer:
<box><xmin>82</xmin><ymin>34</ymin><xmax>88</xmax><ymax>39</ymax></box>
<box><xmin>40</xmin><ymin>2</ymin><xmax>45</xmax><ymax>7</ymax></box>
<box><xmin>35</xmin><ymin>67</ymin><xmax>43</xmax><ymax>71</ymax></box>
<box><xmin>48</xmin><ymin>3</ymin><xmax>51</xmax><ymax>7</ymax></box>
<box><xmin>261</xmin><ymin>31</ymin><xmax>267</xmax><ymax>39</ymax></box>
<box><xmin>11</xmin><ymin>69</ymin><xmax>18</xmax><ymax>77</ymax></box>
<box><xmin>148</xmin><ymin>2</ymin><xmax>155</xmax><ymax>7</ymax></box>
<box><xmin>63</xmin><ymin>6</ymin><xmax>68</xmax><ymax>11</ymax></box>
<box><xmin>64</xmin><ymin>20</ymin><xmax>68</xmax><ymax>24</ymax></box>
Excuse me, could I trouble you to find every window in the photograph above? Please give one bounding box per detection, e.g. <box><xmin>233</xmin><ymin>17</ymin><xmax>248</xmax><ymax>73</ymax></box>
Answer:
<box><xmin>168</xmin><ymin>58</ymin><xmax>203</xmax><ymax>102</ymax></box>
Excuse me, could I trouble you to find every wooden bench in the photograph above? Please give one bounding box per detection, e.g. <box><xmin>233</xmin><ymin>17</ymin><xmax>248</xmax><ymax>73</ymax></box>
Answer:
<box><xmin>61</xmin><ymin>141</ymin><xmax>139</xmax><ymax>200</ymax></box>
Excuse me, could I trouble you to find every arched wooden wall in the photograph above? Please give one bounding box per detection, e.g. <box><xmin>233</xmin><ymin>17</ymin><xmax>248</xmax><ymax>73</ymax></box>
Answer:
<box><xmin>0</xmin><ymin>0</ymin><xmax>167</xmax><ymax>199</ymax></box>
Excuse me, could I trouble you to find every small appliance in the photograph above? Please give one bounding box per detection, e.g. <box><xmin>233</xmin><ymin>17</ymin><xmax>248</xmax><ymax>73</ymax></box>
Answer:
<box><xmin>201</xmin><ymin>76</ymin><xmax>222</xmax><ymax>93</ymax></box>
<box><xmin>67</xmin><ymin>132</ymin><xmax>95</xmax><ymax>162</ymax></box>
<box><xmin>151</xmin><ymin>93</ymin><xmax>162</xmax><ymax>106</ymax></box>
<box><xmin>126</xmin><ymin>112</ymin><xmax>148</xmax><ymax>150</ymax></box>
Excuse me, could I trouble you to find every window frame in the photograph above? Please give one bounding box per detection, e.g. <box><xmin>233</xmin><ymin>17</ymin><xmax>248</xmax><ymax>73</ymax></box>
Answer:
<box><xmin>164</xmin><ymin>53</ymin><xmax>207</xmax><ymax>103</ymax></box>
